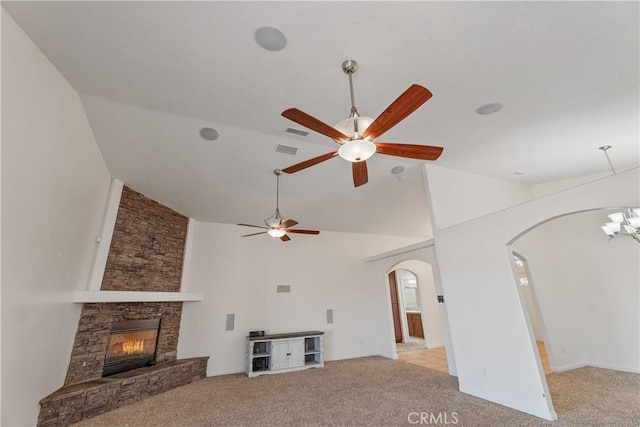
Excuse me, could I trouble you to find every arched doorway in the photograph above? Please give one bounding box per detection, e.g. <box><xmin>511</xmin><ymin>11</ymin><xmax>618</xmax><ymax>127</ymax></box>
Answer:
<box><xmin>425</xmin><ymin>168</ymin><xmax>638</xmax><ymax>419</ymax></box>
<box><xmin>510</xmin><ymin>208</ymin><xmax>639</xmax><ymax>375</ymax></box>
<box><xmin>388</xmin><ymin>259</ymin><xmax>448</xmax><ymax>373</ymax></box>
<box><xmin>512</xmin><ymin>252</ymin><xmax>550</xmax><ymax>374</ymax></box>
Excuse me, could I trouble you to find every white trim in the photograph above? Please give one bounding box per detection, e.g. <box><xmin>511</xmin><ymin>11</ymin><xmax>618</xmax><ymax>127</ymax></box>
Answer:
<box><xmin>587</xmin><ymin>361</ymin><xmax>640</xmax><ymax>374</ymax></box>
<box><xmin>425</xmin><ymin>342</ymin><xmax>445</xmax><ymax>349</ymax></box>
<box><xmin>551</xmin><ymin>360</ymin><xmax>639</xmax><ymax>374</ymax></box>
<box><xmin>551</xmin><ymin>361</ymin><xmax>588</xmax><ymax>372</ymax></box>
<box><xmin>73</xmin><ymin>290</ymin><xmax>203</xmax><ymax>303</ymax></box>
<box><xmin>87</xmin><ymin>178</ymin><xmax>124</xmax><ymax>290</ymax></box>
<box><xmin>180</xmin><ymin>218</ymin><xmax>196</xmax><ymax>291</ymax></box>
<box><xmin>364</xmin><ymin>239</ymin><xmax>434</xmax><ymax>263</ymax></box>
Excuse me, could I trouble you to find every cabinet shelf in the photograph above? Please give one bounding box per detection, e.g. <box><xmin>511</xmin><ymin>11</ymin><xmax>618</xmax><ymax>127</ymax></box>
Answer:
<box><xmin>246</xmin><ymin>331</ymin><xmax>324</xmax><ymax>377</ymax></box>
<box><xmin>253</xmin><ymin>353</ymin><xmax>271</xmax><ymax>357</ymax></box>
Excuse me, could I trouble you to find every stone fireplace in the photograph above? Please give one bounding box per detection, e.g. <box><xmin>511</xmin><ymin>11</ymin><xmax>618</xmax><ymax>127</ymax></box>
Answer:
<box><xmin>37</xmin><ymin>186</ymin><xmax>207</xmax><ymax>426</ymax></box>
<box><xmin>64</xmin><ymin>302</ymin><xmax>183</xmax><ymax>387</ymax></box>
<box><xmin>102</xmin><ymin>318</ymin><xmax>160</xmax><ymax>376</ymax></box>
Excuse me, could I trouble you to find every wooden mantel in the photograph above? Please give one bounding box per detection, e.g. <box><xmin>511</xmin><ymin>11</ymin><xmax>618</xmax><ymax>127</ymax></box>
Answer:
<box><xmin>73</xmin><ymin>290</ymin><xmax>203</xmax><ymax>303</ymax></box>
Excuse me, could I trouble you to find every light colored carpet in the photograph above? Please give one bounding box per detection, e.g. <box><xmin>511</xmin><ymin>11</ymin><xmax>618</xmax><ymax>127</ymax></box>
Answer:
<box><xmin>74</xmin><ymin>356</ymin><xmax>639</xmax><ymax>426</ymax></box>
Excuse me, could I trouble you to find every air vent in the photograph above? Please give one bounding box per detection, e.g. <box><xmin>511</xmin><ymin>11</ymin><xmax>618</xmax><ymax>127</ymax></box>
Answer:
<box><xmin>277</xmin><ymin>285</ymin><xmax>291</xmax><ymax>293</ymax></box>
<box><xmin>283</xmin><ymin>127</ymin><xmax>309</xmax><ymax>137</ymax></box>
<box><xmin>275</xmin><ymin>144</ymin><xmax>298</xmax><ymax>156</ymax></box>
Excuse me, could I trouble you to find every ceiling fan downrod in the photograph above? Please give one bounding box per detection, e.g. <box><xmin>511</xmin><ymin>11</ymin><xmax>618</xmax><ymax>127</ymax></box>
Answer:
<box><xmin>264</xmin><ymin>169</ymin><xmax>284</xmax><ymax>227</ymax></box>
<box><xmin>342</xmin><ymin>59</ymin><xmax>362</xmax><ymax>136</ymax></box>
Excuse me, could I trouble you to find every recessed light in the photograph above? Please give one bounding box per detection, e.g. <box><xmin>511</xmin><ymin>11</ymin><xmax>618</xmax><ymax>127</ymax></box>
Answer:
<box><xmin>391</xmin><ymin>165</ymin><xmax>405</xmax><ymax>175</ymax></box>
<box><xmin>199</xmin><ymin>127</ymin><xmax>219</xmax><ymax>141</ymax></box>
<box><xmin>254</xmin><ymin>26</ymin><xmax>287</xmax><ymax>51</ymax></box>
<box><xmin>476</xmin><ymin>103</ymin><xmax>503</xmax><ymax>115</ymax></box>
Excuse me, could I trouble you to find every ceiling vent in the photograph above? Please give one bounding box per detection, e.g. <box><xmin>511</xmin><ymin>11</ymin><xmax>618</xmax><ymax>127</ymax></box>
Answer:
<box><xmin>283</xmin><ymin>127</ymin><xmax>309</xmax><ymax>137</ymax></box>
<box><xmin>275</xmin><ymin>144</ymin><xmax>298</xmax><ymax>156</ymax></box>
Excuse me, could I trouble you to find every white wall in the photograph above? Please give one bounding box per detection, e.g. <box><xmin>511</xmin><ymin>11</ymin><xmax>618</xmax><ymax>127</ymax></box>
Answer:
<box><xmin>432</xmin><ymin>168</ymin><xmax>639</xmax><ymax>420</ymax></box>
<box><xmin>1</xmin><ymin>9</ymin><xmax>112</xmax><ymax>426</ymax></box>
<box><xmin>513</xmin><ymin>210</ymin><xmax>639</xmax><ymax>372</ymax></box>
<box><xmin>530</xmin><ymin>171</ymin><xmax>610</xmax><ymax>198</ymax></box>
<box><xmin>423</xmin><ymin>164</ymin><xmax>534</xmax><ymax>230</ymax></box>
<box><xmin>177</xmin><ymin>222</ymin><xmax>420</xmax><ymax>376</ymax></box>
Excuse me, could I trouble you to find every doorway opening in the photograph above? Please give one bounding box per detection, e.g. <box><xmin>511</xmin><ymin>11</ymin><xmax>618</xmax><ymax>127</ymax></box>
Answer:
<box><xmin>388</xmin><ymin>260</ymin><xmax>448</xmax><ymax>373</ymax></box>
<box><xmin>512</xmin><ymin>252</ymin><xmax>551</xmax><ymax>374</ymax></box>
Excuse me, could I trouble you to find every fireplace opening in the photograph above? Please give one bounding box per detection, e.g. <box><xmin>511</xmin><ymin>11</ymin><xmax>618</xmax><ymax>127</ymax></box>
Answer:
<box><xmin>103</xmin><ymin>319</ymin><xmax>160</xmax><ymax>377</ymax></box>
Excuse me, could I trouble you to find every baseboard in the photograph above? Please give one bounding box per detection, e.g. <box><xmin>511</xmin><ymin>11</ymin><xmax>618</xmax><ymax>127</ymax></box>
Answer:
<box><xmin>587</xmin><ymin>361</ymin><xmax>640</xmax><ymax>374</ymax></box>
<box><xmin>551</xmin><ymin>360</ymin><xmax>640</xmax><ymax>374</ymax></box>
<box><xmin>551</xmin><ymin>361</ymin><xmax>588</xmax><ymax>372</ymax></box>
<box><xmin>425</xmin><ymin>342</ymin><xmax>445</xmax><ymax>349</ymax></box>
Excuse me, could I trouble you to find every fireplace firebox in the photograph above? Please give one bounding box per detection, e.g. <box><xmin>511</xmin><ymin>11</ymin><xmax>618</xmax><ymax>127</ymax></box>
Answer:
<box><xmin>103</xmin><ymin>319</ymin><xmax>161</xmax><ymax>377</ymax></box>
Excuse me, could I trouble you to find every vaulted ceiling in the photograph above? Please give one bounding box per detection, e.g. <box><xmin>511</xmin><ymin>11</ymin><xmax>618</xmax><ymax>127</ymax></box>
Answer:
<box><xmin>4</xmin><ymin>1</ymin><xmax>638</xmax><ymax>237</ymax></box>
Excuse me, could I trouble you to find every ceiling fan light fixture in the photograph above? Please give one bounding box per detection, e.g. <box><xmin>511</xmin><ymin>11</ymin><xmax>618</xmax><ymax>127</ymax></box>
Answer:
<box><xmin>334</xmin><ymin>116</ymin><xmax>374</xmax><ymax>139</ymax></box>
<box><xmin>280</xmin><ymin>59</ymin><xmax>442</xmax><ymax>187</ymax></box>
<box><xmin>264</xmin><ymin>217</ymin><xmax>281</xmax><ymax>228</ymax></box>
<box><xmin>264</xmin><ymin>208</ymin><xmax>283</xmax><ymax>228</ymax></box>
<box><xmin>338</xmin><ymin>139</ymin><xmax>376</xmax><ymax>162</ymax></box>
<box><xmin>267</xmin><ymin>228</ymin><xmax>286</xmax><ymax>238</ymax></box>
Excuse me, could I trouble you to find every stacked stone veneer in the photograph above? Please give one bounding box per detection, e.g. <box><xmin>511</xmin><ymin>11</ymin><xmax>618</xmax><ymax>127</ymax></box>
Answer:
<box><xmin>101</xmin><ymin>185</ymin><xmax>187</xmax><ymax>292</ymax></box>
<box><xmin>64</xmin><ymin>187</ymin><xmax>189</xmax><ymax>386</ymax></box>
<box><xmin>38</xmin><ymin>187</ymin><xmax>205</xmax><ymax>426</ymax></box>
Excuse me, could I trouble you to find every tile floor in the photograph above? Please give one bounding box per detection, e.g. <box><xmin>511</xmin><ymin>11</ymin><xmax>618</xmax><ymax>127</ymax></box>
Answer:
<box><xmin>397</xmin><ymin>339</ymin><xmax>551</xmax><ymax>375</ymax></box>
<box><xmin>396</xmin><ymin>338</ymin><xmax>449</xmax><ymax>373</ymax></box>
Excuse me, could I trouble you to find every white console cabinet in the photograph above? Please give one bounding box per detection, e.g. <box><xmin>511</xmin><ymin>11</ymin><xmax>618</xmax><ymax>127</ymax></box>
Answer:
<box><xmin>246</xmin><ymin>331</ymin><xmax>324</xmax><ymax>377</ymax></box>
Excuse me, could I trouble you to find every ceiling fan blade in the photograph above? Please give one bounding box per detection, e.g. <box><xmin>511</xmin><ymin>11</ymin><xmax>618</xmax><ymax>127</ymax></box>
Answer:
<box><xmin>282</xmin><ymin>151</ymin><xmax>339</xmax><ymax>174</ymax></box>
<box><xmin>352</xmin><ymin>161</ymin><xmax>368</xmax><ymax>187</ymax></box>
<box><xmin>362</xmin><ymin>84</ymin><xmax>433</xmax><ymax>141</ymax></box>
<box><xmin>282</xmin><ymin>108</ymin><xmax>349</xmax><ymax>142</ymax></box>
<box><xmin>280</xmin><ymin>234</ymin><xmax>291</xmax><ymax>242</ymax></box>
<box><xmin>241</xmin><ymin>231</ymin><xmax>268</xmax><ymax>237</ymax></box>
<box><xmin>237</xmin><ymin>223</ymin><xmax>269</xmax><ymax>229</ymax></box>
<box><xmin>375</xmin><ymin>142</ymin><xmax>443</xmax><ymax>161</ymax></box>
<box><xmin>281</xmin><ymin>219</ymin><xmax>298</xmax><ymax>229</ymax></box>
<box><xmin>287</xmin><ymin>229</ymin><xmax>320</xmax><ymax>235</ymax></box>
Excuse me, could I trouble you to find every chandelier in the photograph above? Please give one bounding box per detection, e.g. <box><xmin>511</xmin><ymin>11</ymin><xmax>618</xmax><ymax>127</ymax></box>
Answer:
<box><xmin>601</xmin><ymin>208</ymin><xmax>640</xmax><ymax>243</ymax></box>
<box><xmin>597</xmin><ymin>146</ymin><xmax>640</xmax><ymax>243</ymax></box>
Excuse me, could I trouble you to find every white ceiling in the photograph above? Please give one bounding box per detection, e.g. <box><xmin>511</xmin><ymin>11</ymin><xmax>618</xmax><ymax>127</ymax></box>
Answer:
<box><xmin>4</xmin><ymin>1</ymin><xmax>639</xmax><ymax>237</ymax></box>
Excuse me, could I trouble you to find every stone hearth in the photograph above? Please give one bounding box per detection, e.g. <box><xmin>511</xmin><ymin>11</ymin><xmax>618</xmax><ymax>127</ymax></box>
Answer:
<box><xmin>38</xmin><ymin>357</ymin><xmax>208</xmax><ymax>426</ymax></box>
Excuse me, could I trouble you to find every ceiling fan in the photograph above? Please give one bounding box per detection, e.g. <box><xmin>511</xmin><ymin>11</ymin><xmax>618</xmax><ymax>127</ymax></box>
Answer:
<box><xmin>281</xmin><ymin>59</ymin><xmax>443</xmax><ymax>187</ymax></box>
<box><xmin>237</xmin><ymin>169</ymin><xmax>320</xmax><ymax>242</ymax></box>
